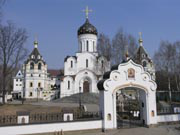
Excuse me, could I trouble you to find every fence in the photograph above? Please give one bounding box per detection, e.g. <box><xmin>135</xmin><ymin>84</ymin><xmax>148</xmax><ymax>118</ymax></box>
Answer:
<box><xmin>157</xmin><ymin>107</ymin><xmax>180</xmax><ymax>115</ymax></box>
<box><xmin>156</xmin><ymin>91</ymin><xmax>180</xmax><ymax>102</ymax></box>
<box><xmin>0</xmin><ymin>111</ymin><xmax>102</xmax><ymax>126</ymax></box>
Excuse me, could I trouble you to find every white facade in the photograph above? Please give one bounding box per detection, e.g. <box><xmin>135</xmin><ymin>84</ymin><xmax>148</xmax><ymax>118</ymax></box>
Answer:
<box><xmin>60</xmin><ymin>19</ymin><xmax>110</xmax><ymax>98</ymax></box>
<box><xmin>12</xmin><ymin>70</ymin><xmax>23</xmax><ymax>99</ymax></box>
<box><xmin>12</xmin><ymin>41</ymin><xmax>60</xmax><ymax>101</ymax></box>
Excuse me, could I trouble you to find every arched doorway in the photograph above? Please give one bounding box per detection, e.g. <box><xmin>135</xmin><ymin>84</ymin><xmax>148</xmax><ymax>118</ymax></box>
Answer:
<box><xmin>116</xmin><ymin>87</ymin><xmax>146</xmax><ymax>128</ymax></box>
<box><xmin>83</xmin><ymin>81</ymin><xmax>90</xmax><ymax>93</ymax></box>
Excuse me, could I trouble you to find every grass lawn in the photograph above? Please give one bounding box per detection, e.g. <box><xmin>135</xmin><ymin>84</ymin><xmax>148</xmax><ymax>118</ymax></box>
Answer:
<box><xmin>0</xmin><ymin>104</ymin><xmax>62</xmax><ymax>115</ymax></box>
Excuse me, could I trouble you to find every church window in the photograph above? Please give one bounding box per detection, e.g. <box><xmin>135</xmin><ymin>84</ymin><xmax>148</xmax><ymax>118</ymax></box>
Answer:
<box><xmin>143</xmin><ymin>61</ymin><xmax>147</xmax><ymax>67</ymax></box>
<box><xmin>38</xmin><ymin>63</ymin><xmax>42</xmax><ymax>70</ymax></box>
<box><xmin>30</xmin><ymin>62</ymin><xmax>34</xmax><ymax>70</ymax></box>
<box><xmin>38</xmin><ymin>55</ymin><xmax>41</xmax><ymax>59</ymax></box>
<box><xmin>71</xmin><ymin>61</ymin><xmax>73</xmax><ymax>68</ymax></box>
<box><xmin>86</xmin><ymin>59</ymin><xmax>88</xmax><ymax>68</ymax></box>
<box><xmin>16</xmin><ymin>79</ymin><xmax>18</xmax><ymax>82</ymax></box>
<box><xmin>68</xmin><ymin>81</ymin><xmax>70</xmax><ymax>89</ymax></box>
<box><xmin>142</xmin><ymin>54</ymin><xmax>145</xmax><ymax>58</ymax></box>
<box><xmin>86</xmin><ymin>41</ymin><xmax>89</xmax><ymax>51</ymax></box>
<box><xmin>30</xmin><ymin>82</ymin><xmax>33</xmax><ymax>87</ymax></box>
<box><xmin>38</xmin><ymin>82</ymin><xmax>41</xmax><ymax>87</ymax></box>
<box><xmin>80</xmin><ymin>41</ymin><xmax>82</xmax><ymax>51</ymax></box>
<box><xmin>29</xmin><ymin>92</ymin><xmax>33</xmax><ymax>97</ymax></box>
<box><xmin>93</xmin><ymin>41</ymin><xmax>95</xmax><ymax>51</ymax></box>
<box><xmin>31</xmin><ymin>55</ymin><xmax>34</xmax><ymax>59</ymax></box>
<box><xmin>101</xmin><ymin>60</ymin><xmax>104</xmax><ymax>68</ymax></box>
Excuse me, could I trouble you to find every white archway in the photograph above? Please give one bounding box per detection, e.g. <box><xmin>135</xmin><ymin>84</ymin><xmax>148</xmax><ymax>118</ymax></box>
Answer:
<box><xmin>98</xmin><ymin>59</ymin><xmax>157</xmax><ymax>129</ymax></box>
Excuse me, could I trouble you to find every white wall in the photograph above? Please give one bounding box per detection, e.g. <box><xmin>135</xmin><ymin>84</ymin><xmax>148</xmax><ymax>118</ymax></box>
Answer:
<box><xmin>0</xmin><ymin>120</ymin><xmax>102</xmax><ymax>135</ymax></box>
<box><xmin>157</xmin><ymin>114</ymin><xmax>180</xmax><ymax>123</ymax></box>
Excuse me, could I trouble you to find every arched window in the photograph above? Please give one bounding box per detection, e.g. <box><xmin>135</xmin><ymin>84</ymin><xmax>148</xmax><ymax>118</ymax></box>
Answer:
<box><xmin>143</xmin><ymin>61</ymin><xmax>147</xmax><ymax>67</ymax></box>
<box><xmin>71</xmin><ymin>61</ymin><xmax>73</xmax><ymax>68</ymax></box>
<box><xmin>31</xmin><ymin>55</ymin><xmax>34</xmax><ymax>59</ymax></box>
<box><xmin>80</xmin><ymin>41</ymin><xmax>82</xmax><ymax>51</ymax></box>
<box><xmin>101</xmin><ymin>60</ymin><xmax>104</xmax><ymax>68</ymax></box>
<box><xmin>93</xmin><ymin>41</ymin><xmax>95</xmax><ymax>51</ymax></box>
<box><xmin>86</xmin><ymin>59</ymin><xmax>88</xmax><ymax>68</ymax></box>
<box><xmin>38</xmin><ymin>82</ymin><xmax>41</xmax><ymax>87</ymax></box>
<box><xmin>86</xmin><ymin>41</ymin><xmax>89</xmax><ymax>51</ymax></box>
<box><xmin>68</xmin><ymin>81</ymin><xmax>70</xmax><ymax>89</ymax></box>
<box><xmin>30</xmin><ymin>62</ymin><xmax>34</xmax><ymax>70</ymax></box>
<box><xmin>30</xmin><ymin>82</ymin><xmax>33</xmax><ymax>87</ymax></box>
<box><xmin>38</xmin><ymin>63</ymin><xmax>42</xmax><ymax>70</ymax></box>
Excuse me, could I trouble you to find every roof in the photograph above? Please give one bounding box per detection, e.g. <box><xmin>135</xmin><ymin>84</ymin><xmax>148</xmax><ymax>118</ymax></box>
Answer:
<box><xmin>134</xmin><ymin>45</ymin><xmax>151</xmax><ymax>64</ymax></box>
<box><xmin>48</xmin><ymin>69</ymin><xmax>63</xmax><ymax>77</ymax></box>
<box><xmin>77</xmin><ymin>18</ymin><xmax>98</xmax><ymax>36</ymax></box>
<box><xmin>25</xmin><ymin>47</ymin><xmax>46</xmax><ymax>64</ymax></box>
<box><xmin>64</xmin><ymin>56</ymin><xmax>77</xmax><ymax>62</ymax></box>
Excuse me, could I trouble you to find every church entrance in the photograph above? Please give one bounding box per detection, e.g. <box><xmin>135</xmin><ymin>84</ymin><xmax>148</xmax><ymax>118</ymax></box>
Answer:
<box><xmin>116</xmin><ymin>87</ymin><xmax>145</xmax><ymax>128</ymax></box>
<box><xmin>83</xmin><ymin>81</ymin><xmax>90</xmax><ymax>93</ymax></box>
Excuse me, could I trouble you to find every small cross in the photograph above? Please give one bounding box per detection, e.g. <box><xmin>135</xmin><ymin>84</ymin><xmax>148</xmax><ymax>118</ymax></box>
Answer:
<box><xmin>139</xmin><ymin>32</ymin><xmax>142</xmax><ymax>39</ymax></box>
<box><xmin>83</xmin><ymin>6</ymin><xmax>92</xmax><ymax>19</ymax></box>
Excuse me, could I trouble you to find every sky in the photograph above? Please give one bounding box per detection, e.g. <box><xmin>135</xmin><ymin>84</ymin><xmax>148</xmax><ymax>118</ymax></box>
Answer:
<box><xmin>2</xmin><ymin>0</ymin><xmax>180</xmax><ymax>69</ymax></box>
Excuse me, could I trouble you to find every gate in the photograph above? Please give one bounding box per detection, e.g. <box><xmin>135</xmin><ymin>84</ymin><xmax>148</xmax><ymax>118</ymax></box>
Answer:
<box><xmin>116</xmin><ymin>92</ymin><xmax>144</xmax><ymax>128</ymax></box>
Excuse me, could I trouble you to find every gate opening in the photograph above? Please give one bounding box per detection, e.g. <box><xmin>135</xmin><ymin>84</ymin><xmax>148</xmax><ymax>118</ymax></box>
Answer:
<box><xmin>116</xmin><ymin>87</ymin><xmax>146</xmax><ymax>128</ymax></box>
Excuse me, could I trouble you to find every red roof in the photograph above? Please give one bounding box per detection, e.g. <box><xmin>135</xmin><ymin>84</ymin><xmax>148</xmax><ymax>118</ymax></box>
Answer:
<box><xmin>48</xmin><ymin>69</ymin><xmax>60</xmax><ymax>77</ymax></box>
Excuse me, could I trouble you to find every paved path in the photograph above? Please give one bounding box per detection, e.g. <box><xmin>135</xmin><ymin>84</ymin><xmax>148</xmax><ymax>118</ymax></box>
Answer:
<box><xmin>29</xmin><ymin>124</ymin><xmax>180</xmax><ymax>135</ymax></box>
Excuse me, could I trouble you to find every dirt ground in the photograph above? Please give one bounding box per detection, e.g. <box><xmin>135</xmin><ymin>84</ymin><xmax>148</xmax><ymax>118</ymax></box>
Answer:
<box><xmin>27</xmin><ymin>124</ymin><xmax>180</xmax><ymax>135</ymax></box>
<box><xmin>0</xmin><ymin>104</ymin><xmax>62</xmax><ymax>115</ymax></box>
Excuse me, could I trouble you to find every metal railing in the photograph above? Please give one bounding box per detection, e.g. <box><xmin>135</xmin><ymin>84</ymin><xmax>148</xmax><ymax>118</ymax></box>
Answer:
<box><xmin>0</xmin><ymin>111</ymin><xmax>102</xmax><ymax>126</ymax></box>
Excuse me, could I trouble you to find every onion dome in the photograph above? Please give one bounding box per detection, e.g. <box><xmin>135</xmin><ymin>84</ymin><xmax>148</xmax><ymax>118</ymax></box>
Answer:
<box><xmin>77</xmin><ymin>18</ymin><xmax>98</xmax><ymax>36</ymax></box>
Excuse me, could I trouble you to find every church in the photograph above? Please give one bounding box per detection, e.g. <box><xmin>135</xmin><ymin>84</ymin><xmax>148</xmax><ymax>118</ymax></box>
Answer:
<box><xmin>12</xmin><ymin>7</ymin><xmax>155</xmax><ymax>101</ymax></box>
<box><xmin>12</xmin><ymin>40</ymin><xmax>61</xmax><ymax>100</ymax></box>
<box><xmin>60</xmin><ymin>11</ymin><xmax>110</xmax><ymax>98</ymax></box>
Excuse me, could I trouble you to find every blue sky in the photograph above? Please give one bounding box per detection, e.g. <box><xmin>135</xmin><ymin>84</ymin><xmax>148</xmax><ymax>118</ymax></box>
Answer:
<box><xmin>2</xmin><ymin>0</ymin><xmax>180</xmax><ymax>69</ymax></box>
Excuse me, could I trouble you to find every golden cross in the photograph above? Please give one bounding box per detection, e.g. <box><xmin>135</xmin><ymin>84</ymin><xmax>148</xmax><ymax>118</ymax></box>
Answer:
<box><xmin>139</xmin><ymin>32</ymin><xmax>142</xmax><ymax>39</ymax></box>
<box><xmin>83</xmin><ymin>6</ymin><xmax>92</xmax><ymax>19</ymax></box>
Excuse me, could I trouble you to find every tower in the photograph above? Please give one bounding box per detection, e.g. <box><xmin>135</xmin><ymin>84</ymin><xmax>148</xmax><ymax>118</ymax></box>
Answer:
<box><xmin>134</xmin><ymin>32</ymin><xmax>155</xmax><ymax>80</ymax></box>
<box><xmin>23</xmin><ymin>39</ymin><xmax>48</xmax><ymax>99</ymax></box>
<box><xmin>60</xmin><ymin>6</ymin><xmax>110</xmax><ymax>98</ymax></box>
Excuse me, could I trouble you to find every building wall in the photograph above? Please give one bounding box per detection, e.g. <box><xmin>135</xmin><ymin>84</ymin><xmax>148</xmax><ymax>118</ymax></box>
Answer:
<box><xmin>13</xmin><ymin>78</ymin><xmax>23</xmax><ymax>92</ymax></box>
<box><xmin>157</xmin><ymin>114</ymin><xmax>180</xmax><ymax>123</ymax></box>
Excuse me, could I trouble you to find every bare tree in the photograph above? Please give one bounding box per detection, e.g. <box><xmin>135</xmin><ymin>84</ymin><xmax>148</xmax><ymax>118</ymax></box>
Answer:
<box><xmin>97</xmin><ymin>33</ymin><xmax>111</xmax><ymax>60</ymax></box>
<box><xmin>0</xmin><ymin>22</ymin><xmax>28</xmax><ymax>104</ymax></box>
<box><xmin>111</xmin><ymin>28</ymin><xmax>137</xmax><ymax>65</ymax></box>
<box><xmin>154</xmin><ymin>41</ymin><xmax>176</xmax><ymax>92</ymax></box>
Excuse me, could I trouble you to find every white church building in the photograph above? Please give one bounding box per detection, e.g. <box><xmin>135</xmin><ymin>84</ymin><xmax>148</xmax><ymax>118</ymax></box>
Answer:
<box><xmin>60</xmin><ymin>16</ymin><xmax>110</xmax><ymax>97</ymax></box>
<box><xmin>12</xmin><ymin>41</ymin><xmax>61</xmax><ymax>101</ymax></box>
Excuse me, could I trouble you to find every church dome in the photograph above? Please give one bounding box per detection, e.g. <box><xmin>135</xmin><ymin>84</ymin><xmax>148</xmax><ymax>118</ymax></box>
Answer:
<box><xmin>78</xmin><ymin>19</ymin><xmax>98</xmax><ymax>36</ymax></box>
